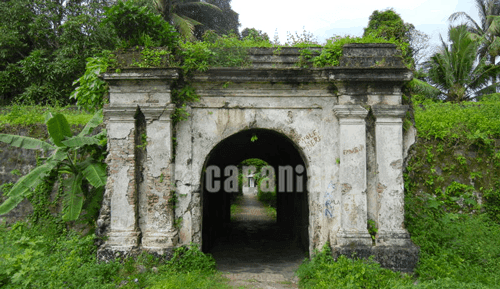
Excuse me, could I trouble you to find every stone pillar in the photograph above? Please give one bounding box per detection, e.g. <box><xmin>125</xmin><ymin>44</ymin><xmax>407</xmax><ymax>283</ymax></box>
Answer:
<box><xmin>104</xmin><ymin>105</ymin><xmax>141</xmax><ymax>250</ymax></box>
<box><xmin>140</xmin><ymin>104</ymin><xmax>178</xmax><ymax>252</ymax></box>
<box><xmin>98</xmin><ymin>68</ymin><xmax>180</xmax><ymax>256</ymax></box>
<box><xmin>372</xmin><ymin>105</ymin><xmax>411</xmax><ymax>246</ymax></box>
<box><xmin>333</xmin><ymin>105</ymin><xmax>372</xmax><ymax>246</ymax></box>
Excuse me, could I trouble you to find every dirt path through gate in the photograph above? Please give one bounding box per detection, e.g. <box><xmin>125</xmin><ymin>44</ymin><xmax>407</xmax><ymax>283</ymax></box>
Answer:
<box><xmin>209</xmin><ymin>192</ymin><xmax>305</xmax><ymax>288</ymax></box>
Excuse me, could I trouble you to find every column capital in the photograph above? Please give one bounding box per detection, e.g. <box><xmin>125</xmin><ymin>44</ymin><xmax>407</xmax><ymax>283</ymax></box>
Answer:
<box><xmin>333</xmin><ymin>105</ymin><xmax>369</xmax><ymax>119</ymax></box>
<box><xmin>140</xmin><ymin>104</ymin><xmax>176</xmax><ymax>122</ymax></box>
<box><xmin>372</xmin><ymin>105</ymin><xmax>408</xmax><ymax>119</ymax></box>
<box><xmin>104</xmin><ymin>105</ymin><xmax>138</xmax><ymax>122</ymax></box>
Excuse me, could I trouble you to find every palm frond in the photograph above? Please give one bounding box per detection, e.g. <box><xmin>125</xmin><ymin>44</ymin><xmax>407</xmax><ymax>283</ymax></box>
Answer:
<box><xmin>178</xmin><ymin>2</ymin><xmax>223</xmax><ymax>14</ymax></box>
<box><xmin>173</xmin><ymin>13</ymin><xmax>198</xmax><ymax>41</ymax></box>
<box><xmin>449</xmin><ymin>12</ymin><xmax>483</xmax><ymax>33</ymax></box>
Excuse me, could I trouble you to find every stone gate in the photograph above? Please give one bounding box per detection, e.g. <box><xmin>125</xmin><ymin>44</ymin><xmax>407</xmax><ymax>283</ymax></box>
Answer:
<box><xmin>96</xmin><ymin>44</ymin><xmax>419</xmax><ymax>272</ymax></box>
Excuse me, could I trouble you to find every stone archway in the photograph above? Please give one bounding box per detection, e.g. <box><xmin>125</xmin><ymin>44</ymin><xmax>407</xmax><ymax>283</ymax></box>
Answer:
<box><xmin>199</xmin><ymin>128</ymin><xmax>309</xmax><ymax>252</ymax></box>
<box><xmin>96</xmin><ymin>44</ymin><xmax>419</xmax><ymax>272</ymax></box>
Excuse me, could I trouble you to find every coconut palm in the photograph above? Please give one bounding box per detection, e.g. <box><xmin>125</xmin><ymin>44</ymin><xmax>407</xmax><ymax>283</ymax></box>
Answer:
<box><xmin>425</xmin><ymin>25</ymin><xmax>500</xmax><ymax>102</ymax></box>
<box><xmin>153</xmin><ymin>0</ymin><xmax>238</xmax><ymax>40</ymax></box>
<box><xmin>449</xmin><ymin>0</ymin><xmax>500</xmax><ymax>64</ymax></box>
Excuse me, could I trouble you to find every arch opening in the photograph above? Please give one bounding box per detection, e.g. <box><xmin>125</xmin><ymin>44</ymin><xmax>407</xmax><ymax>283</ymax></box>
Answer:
<box><xmin>201</xmin><ymin>129</ymin><xmax>309</xmax><ymax>257</ymax></box>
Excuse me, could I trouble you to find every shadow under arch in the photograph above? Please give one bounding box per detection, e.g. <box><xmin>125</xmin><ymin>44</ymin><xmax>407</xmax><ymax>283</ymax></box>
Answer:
<box><xmin>200</xmin><ymin>128</ymin><xmax>309</xmax><ymax>254</ymax></box>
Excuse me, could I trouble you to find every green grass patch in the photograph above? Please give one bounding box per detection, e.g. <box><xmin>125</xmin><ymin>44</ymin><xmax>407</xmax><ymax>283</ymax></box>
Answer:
<box><xmin>257</xmin><ymin>185</ymin><xmax>277</xmax><ymax>220</ymax></box>
<box><xmin>230</xmin><ymin>196</ymin><xmax>243</xmax><ymax>222</ymax></box>
<box><xmin>0</xmin><ymin>221</ymin><xmax>229</xmax><ymax>288</ymax></box>
<box><xmin>0</xmin><ymin>105</ymin><xmax>92</xmax><ymax>126</ymax></box>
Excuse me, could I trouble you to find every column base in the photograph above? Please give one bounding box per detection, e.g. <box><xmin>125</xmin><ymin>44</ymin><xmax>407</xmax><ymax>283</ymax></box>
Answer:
<box><xmin>142</xmin><ymin>230</ymin><xmax>178</xmax><ymax>254</ymax></box>
<box><xmin>376</xmin><ymin>230</ymin><xmax>413</xmax><ymax>246</ymax></box>
<box><xmin>332</xmin><ymin>243</ymin><xmax>419</xmax><ymax>273</ymax></box>
<box><xmin>336</xmin><ymin>230</ymin><xmax>373</xmax><ymax>246</ymax></box>
<box><xmin>107</xmin><ymin>230</ymin><xmax>141</xmax><ymax>250</ymax></box>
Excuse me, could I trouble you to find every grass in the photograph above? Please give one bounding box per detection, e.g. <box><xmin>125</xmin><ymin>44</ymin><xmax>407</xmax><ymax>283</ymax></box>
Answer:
<box><xmin>0</xmin><ymin>105</ymin><xmax>93</xmax><ymax>126</ymax></box>
<box><xmin>0</xmin><ymin>221</ymin><xmax>231</xmax><ymax>288</ymax></box>
<box><xmin>230</xmin><ymin>195</ymin><xmax>243</xmax><ymax>222</ymax></box>
<box><xmin>2</xmin><ymin>96</ymin><xmax>500</xmax><ymax>288</ymax></box>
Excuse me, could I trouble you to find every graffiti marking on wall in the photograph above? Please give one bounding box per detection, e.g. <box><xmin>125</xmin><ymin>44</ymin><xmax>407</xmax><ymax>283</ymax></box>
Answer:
<box><xmin>343</xmin><ymin>144</ymin><xmax>364</xmax><ymax>155</ymax></box>
<box><xmin>324</xmin><ymin>181</ymin><xmax>339</xmax><ymax>218</ymax></box>
<box><xmin>299</xmin><ymin>129</ymin><xmax>321</xmax><ymax>149</ymax></box>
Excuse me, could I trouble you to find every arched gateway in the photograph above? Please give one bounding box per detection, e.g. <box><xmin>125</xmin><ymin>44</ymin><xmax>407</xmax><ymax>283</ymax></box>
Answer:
<box><xmin>96</xmin><ymin>44</ymin><xmax>419</xmax><ymax>272</ymax></box>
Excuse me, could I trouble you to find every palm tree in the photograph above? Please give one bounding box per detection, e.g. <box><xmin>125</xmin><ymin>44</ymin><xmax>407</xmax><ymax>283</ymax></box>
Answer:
<box><xmin>449</xmin><ymin>0</ymin><xmax>500</xmax><ymax>65</ymax></box>
<box><xmin>153</xmin><ymin>0</ymin><xmax>237</xmax><ymax>40</ymax></box>
<box><xmin>425</xmin><ymin>25</ymin><xmax>500</xmax><ymax>102</ymax></box>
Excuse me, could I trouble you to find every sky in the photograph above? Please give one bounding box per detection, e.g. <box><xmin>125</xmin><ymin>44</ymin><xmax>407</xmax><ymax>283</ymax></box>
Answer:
<box><xmin>231</xmin><ymin>0</ymin><xmax>482</xmax><ymax>50</ymax></box>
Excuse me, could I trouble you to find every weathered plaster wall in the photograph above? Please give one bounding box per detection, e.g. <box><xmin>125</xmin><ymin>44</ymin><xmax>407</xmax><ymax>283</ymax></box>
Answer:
<box><xmin>174</xmin><ymin>93</ymin><xmax>340</xmax><ymax>253</ymax></box>
<box><xmin>95</xmin><ymin>44</ymin><xmax>419</xmax><ymax>272</ymax></box>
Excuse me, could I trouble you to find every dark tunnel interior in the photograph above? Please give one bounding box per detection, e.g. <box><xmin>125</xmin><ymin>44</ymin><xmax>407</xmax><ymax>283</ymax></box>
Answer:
<box><xmin>201</xmin><ymin>128</ymin><xmax>309</xmax><ymax>254</ymax></box>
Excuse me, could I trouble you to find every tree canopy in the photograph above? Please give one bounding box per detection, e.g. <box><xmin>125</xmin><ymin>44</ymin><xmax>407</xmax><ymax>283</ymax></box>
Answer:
<box><xmin>0</xmin><ymin>0</ymin><xmax>117</xmax><ymax>106</ymax></box>
<box><xmin>153</xmin><ymin>0</ymin><xmax>240</xmax><ymax>40</ymax></box>
<box><xmin>363</xmin><ymin>8</ymin><xmax>417</xmax><ymax>68</ymax></box>
<box><xmin>425</xmin><ymin>25</ymin><xmax>500</xmax><ymax>101</ymax></box>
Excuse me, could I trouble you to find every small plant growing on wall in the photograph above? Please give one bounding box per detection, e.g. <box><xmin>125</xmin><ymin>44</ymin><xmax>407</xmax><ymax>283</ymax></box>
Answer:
<box><xmin>367</xmin><ymin>219</ymin><xmax>378</xmax><ymax>244</ymax></box>
<box><xmin>0</xmin><ymin>110</ymin><xmax>107</xmax><ymax>222</ymax></box>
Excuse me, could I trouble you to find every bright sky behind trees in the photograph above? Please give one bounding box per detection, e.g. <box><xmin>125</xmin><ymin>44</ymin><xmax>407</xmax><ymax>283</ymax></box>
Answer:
<box><xmin>231</xmin><ymin>0</ymin><xmax>481</xmax><ymax>48</ymax></box>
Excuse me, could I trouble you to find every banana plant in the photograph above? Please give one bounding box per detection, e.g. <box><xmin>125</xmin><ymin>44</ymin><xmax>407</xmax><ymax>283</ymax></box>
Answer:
<box><xmin>0</xmin><ymin>110</ymin><xmax>107</xmax><ymax>222</ymax></box>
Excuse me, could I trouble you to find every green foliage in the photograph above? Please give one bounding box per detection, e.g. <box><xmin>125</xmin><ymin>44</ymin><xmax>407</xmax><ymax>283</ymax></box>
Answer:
<box><xmin>407</xmin><ymin>210</ymin><xmax>500</xmax><ymax>285</ymax></box>
<box><xmin>448</xmin><ymin>0</ymin><xmax>500</xmax><ymax>65</ymax></box>
<box><xmin>171</xmin><ymin>85</ymin><xmax>200</xmax><ymax>124</ymax></box>
<box><xmin>367</xmin><ymin>219</ymin><xmax>378</xmax><ymax>241</ymax></box>
<box><xmin>425</xmin><ymin>25</ymin><xmax>500</xmax><ymax>102</ymax></box>
<box><xmin>154</xmin><ymin>0</ymin><xmax>239</xmax><ymax>41</ymax></box>
<box><xmin>179</xmin><ymin>31</ymin><xmax>272</xmax><ymax>73</ymax></box>
<box><xmin>364</xmin><ymin>9</ymin><xmax>410</xmax><ymax>42</ymax></box>
<box><xmin>0</xmin><ymin>110</ymin><xmax>107</xmax><ymax>223</ymax></box>
<box><xmin>103</xmin><ymin>0</ymin><xmax>179</xmax><ymax>49</ymax></box>
<box><xmin>312</xmin><ymin>34</ymin><xmax>400</xmax><ymax>67</ymax></box>
<box><xmin>285</xmin><ymin>27</ymin><xmax>321</xmax><ymax>46</ymax></box>
<box><xmin>147</xmin><ymin>271</ymin><xmax>230</xmax><ymax>289</ymax></box>
<box><xmin>0</xmin><ymin>222</ymin><xmax>228</xmax><ymax>288</ymax></box>
<box><xmin>72</xmin><ymin>0</ymin><xmax>182</xmax><ymax>113</ymax></box>
<box><xmin>71</xmin><ymin>51</ymin><xmax>114</xmax><ymax>113</ymax></box>
<box><xmin>0</xmin><ymin>223</ymin><xmax>120</xmax><ymax>288</ymax></box>
<box><xmin>413</xmin><ymin>99</ymin><xmax>500</xmax><ymax>140</ymax></box>
<box><xmin>483</xmin><ymin>181</ymin><xmax>500</xmax><ymax>224</ymax></box>
<box><xmin>133</xmin><ymin>47</ymin><xmax>176</xmax><ymax>68</ymax></box>
<box><xmin>0</xmin><ymin>0</ymin><xmax>117</xmax><ymax>106</ymax></box>
<box><xmin>163</xmin><ymin>244</ymin><xmax>217</xmax><ymax>274</ymax></box>
<box><xmin>296</xmin><ymin>243</ymin><xmax>412</xmax><ymax>288</ymax></box>
<box><xmin>241</xmin><ymin>27</ymin><xmax>270</xmax><ymax>42</ymax></box>
<box><xmin>403</xmin><ymin>90</ymin><xmax>500</xmax><ymax>286</ymax></box>
<box><xmin>405</xmin><ymin>78</ymin><xmax>442</xmax><ymax>100</ymax></box>
<box><xmin>363</xmin><ymin>8</ymin><xmax>414</xmax><ymax>68</ymax></box>
<box><xmin>0</xmin><ymin>105</ymin><xmax>93</xmax><ymax>126</ymax></box>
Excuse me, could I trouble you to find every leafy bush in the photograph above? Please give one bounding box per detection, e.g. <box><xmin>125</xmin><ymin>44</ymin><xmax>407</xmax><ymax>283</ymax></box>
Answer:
<box><xmin>102</xmin><ymin>0</ymin><xmax>179</xmax><ymax>49</ymax></box>
<box><xmin>180</xmin><ymin>31</ymin><xmax>273</xmax><ymax>73</ymax></box>
<box><xmin>70</xmin><ymin>51</ymin><xmax>114</xmax><ymax>113</ymax></box>
<box><xmin>312</xmin><ymin>34</ymin><xmax>403</xmax><ymax>67</ymax></box>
